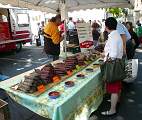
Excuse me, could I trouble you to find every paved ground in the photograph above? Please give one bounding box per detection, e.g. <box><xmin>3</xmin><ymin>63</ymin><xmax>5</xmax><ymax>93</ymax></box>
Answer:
<box><xmin>0</xmin><ymin>46</ymin><xmax>142</xmax><ymax>120</ymax></box>
<box><xmin>90</xmin><ymin>49</ymin><xmax>142</xmax><ymax>120</ymax></box>
<box><xmin>0</xmin><ymin>46</ymin><xmax>49</xmax><ymax>78</ymax></box>
<box><xmin>0</xmin><ymin>46</ymin><xmax>50</xmax><ymax>120</ymax></box>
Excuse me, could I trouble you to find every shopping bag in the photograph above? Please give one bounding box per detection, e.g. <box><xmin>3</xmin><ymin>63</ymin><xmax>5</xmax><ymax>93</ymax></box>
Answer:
<box><xmin>100</xmin><ymin>58</ymin><xmax>126</xmax><ymax>83</ymax></box>
<box><xmin>123</xmin><ymin>59</ymin><xmax>138</xmax><ymax>83</ymax></box>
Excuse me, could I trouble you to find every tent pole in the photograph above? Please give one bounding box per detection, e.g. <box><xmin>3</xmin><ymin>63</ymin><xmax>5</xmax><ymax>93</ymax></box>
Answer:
<box><xmin>61</xmin><ymin>0</ymin><xmax>67</xmax><ymax>58</ymax></box>
<box><xmin>64</xmin><ymin>18</ymin><xmax>67</xmax><ymax>58</ymax></box>
<box><xmin>64</xmin><ymin>0</ymin><xmax>67</xmax><ymax>59</ymax></box>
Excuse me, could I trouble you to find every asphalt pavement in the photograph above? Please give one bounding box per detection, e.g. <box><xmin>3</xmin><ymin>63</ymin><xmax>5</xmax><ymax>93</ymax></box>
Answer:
<box><xmin>90</xmin><ymin>49</ymin><xmax>142</xmax><ymax>120</ymax></box>
<box><xmin>0</xmin><ymin>46</ymin><xmax>142</xmax><ymax>120</ymax></box>
<box><xmin>0</xmin><ymin>46</ymin><xmax>50</xmax><ymax>78</ymax></box>
<box><xmin>0</xmin><ymin>46</ymin><xmax>50</xmax><ymax>120</ymax></box>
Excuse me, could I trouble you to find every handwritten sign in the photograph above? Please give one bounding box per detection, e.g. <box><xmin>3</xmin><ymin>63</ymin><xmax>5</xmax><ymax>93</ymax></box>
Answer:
<box><xmin>76</xmin><ymin>23</ymin><xmax>94</xmax><ymax>52</ymax></box>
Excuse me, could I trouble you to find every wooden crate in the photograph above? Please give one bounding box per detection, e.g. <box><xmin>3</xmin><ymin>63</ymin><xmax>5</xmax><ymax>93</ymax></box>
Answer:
<box><xmin>66</xmin><ymin>44</ymin><xmax>81</xmax><ymax>54</ymax></box>
<box><xmin>0</xmin><ymin>99</ymin><xmax>10</xmax><ymax>120</ymax></box>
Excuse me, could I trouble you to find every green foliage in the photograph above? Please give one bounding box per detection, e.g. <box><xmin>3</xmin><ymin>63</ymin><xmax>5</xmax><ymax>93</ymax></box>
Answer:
<box><xmin>122</xmin><ymin>8</ymin><xmax>128</xmax><ymax>17</ymax></box>
<box><xmin>106</xmin><ymin>8</ymin><xmax>123</xmax><ymax>18</ymax></box>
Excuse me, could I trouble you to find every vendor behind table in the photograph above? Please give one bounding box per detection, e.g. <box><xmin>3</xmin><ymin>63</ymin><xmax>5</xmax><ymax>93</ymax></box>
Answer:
<box><xmin>44</xmin><ymin>14</ymin><xmax>64</xmax><ymax>61</ymax></box>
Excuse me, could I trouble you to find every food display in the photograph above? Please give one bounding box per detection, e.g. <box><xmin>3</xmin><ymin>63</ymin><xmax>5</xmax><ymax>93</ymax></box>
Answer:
<box><xmin>76</xmin><ymin>73</ymin><xmax>85</xmax><ymax>79</ymax></box>
<box><xmin>86</xmin><ymin>68</ymin><xmax>94</xmax><ymax>72</ymax></box>
<box><xmin>92</xmin><ymin>63</ymin><xmax>100</xmax><ymax>69</ymax></box>
<box><xmin>17</xmin><ymin>64</ymin><xmax>54</xmax><ymax>93</ymax></box>
<box><xmin>37</xmin><ymin>64</ymin><xmax>54</xmax><ymax>84</ymax></box>
<box><xmin>65</xmin><ymin>56</ymin><xmax>78</xmax><ymax>71</ymax></box>
<box><xmin>65</xmin><ymin>81</ymin><xmax>75</xmax><ymax>87</ymax></box>
<box><xmin>54</xmin><ymin>56</ymin><xmax>78</xmax><ymax>76</ymax></box>
<box><xmin>94</xmin><ymin>44</ymin><xmax>104</xmax><ymax>53</ymax></box>
<box><xmin>98</xmin><ymin>59</ymin><xmax>104</xmax><ymax>64</ymax></box>
<box><xmin>48</xmin><ymin>91</ymin><xmax>60</xmax><ymax>99</ymax></box>
<box><xmin>84</xmin><ymin>52</ymin><xmax>95</xmax><ymax>61</ymax></box>
<box><xmin>54</xmin><ymin>63</ymin><xmax>66</xmax><ymax>76</ymax></box>
<box><xmin>90</xmin><ymin>49</ymin><xmax>100</xmax><ymax>55</ymax></box>
<box><xmin>76</xmin><ymin>53</ymin><xmax>86</xmax><ymax>66</ymax></box>
<box><xmin>17</xmin><ymin>73</ymin><xmax>42</xmax><ymax>93</ymax></box>
<box><xmin>12</xmin><ymin>50</ymin><xmax>100</xmax><ymax>95</ymax></box>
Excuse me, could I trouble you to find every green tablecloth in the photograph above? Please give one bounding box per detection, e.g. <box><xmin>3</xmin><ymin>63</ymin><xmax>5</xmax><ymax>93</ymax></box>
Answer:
<box><xmin>0</xmin><ymin>60</ymin><xmax>104</xmax><ymax>120</ymax></box>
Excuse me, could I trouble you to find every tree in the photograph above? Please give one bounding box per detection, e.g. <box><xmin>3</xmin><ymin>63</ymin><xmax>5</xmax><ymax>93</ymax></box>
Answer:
<box><xmin>106</xmin><ymin>8</ymin><xmax>123</xmax><ymax>18</ymax></box>
<box><xmin>122</xmin><ymin>8</ymin><xmax>128</xmax><ymax>22</ymax></box>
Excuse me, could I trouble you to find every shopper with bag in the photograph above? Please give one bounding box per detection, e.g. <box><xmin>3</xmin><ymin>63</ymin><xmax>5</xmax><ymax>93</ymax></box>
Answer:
<box><xmin>101</xmin><ymin>17</ymin><xmax>124</xmax><ymax>116</ymax></box>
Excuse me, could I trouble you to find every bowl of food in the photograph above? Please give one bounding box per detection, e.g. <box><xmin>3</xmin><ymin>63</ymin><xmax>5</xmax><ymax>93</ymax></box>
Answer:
<box><xmin>48</xmin><ymin>91</ymin><xmax>60</xmax><ymax>99</ymax></box>
<box><xmin>93</xmin><ymin>64</ymin><xmax>100</xmax><ymax>69</ymax></box>
<box><xmin>76</xmin><ymin>73</ymin><xmax>85</xmax><ymax>79</ymax></box>
<box><xmin>86</xmin><ymin>68</ymin><xmax>94</xmax><ymax>72</ymax></box>
<box><xmin>65</xmin><ymin>81</ymin><xmax>75</xmax><ymax>87</ymax></box>
<box><xmin>98</xmin><ymin>59</ymin><xmax>104</xmax><ymax>64</ymax></box>
<box><xmin>93</xmin><ymin>63</ymin><xmax>100</xmax><ymax>65</ymax></box>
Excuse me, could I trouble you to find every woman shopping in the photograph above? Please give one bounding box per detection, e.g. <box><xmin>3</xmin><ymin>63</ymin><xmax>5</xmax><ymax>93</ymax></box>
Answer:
<box><xmin>92</xmin><ymin>22</ymin><xmax>100</xmax><ymax>47</ymax></box>
<box><xmin>126</xmin><ymin>22</ymin><xmax>139</xmax><ymax>59</ymax></box>
<box><xmin>44</xmin><ymin>14</ymin><xmax>64</xmax><ymax>61</ymax></box>
<box><xmin>101</xmin><ymin>17</ymin><xmax>124</xmax><ymax>116</ymax></box>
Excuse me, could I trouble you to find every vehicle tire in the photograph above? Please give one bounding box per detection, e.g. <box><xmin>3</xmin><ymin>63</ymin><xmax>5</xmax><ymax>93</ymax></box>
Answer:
<box><xmin>16</xmin><ymin>42</ymin><xmax>22</xmax><ymax>52</ymax></box>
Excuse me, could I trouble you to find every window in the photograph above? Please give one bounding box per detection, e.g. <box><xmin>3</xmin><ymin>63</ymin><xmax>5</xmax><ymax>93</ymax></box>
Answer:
<box><xmin>17</xmin><ymin>13</ymin><xmax>29</xmax><ymax>27</ymax></box>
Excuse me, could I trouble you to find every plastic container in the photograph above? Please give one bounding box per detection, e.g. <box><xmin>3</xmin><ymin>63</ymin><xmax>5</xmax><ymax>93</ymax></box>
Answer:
<box><xmin>86</xmin><ymin>68</ymin><xmax>94</xmax><ymax>72</ymax></box>
<box><xmin>65</xmin><ymin>81</ymin><xmax>74</xmax><ymax>87</ymax></box>
<box><xmin>48</xmin><ymin>91</ymin><xmax>60</xmax><ymax>99</ymax></box>
<box><xmin>76</xmin><ymin>74</ymin><xmax>85</xmax><ymax>79</ymax></box>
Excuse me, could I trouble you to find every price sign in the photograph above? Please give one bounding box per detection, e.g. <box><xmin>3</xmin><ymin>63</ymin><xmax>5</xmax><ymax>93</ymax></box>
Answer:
<box><xmin>37</xmin><ymin>85</ymin><xmax>45</xmax><ymax>93</ymax></box>
<box><xmin>67</xmin><ymin>70</ymin><xmax>73</xmax><ymax>76</ymax></box>
<box><xmin>53</xmin><ymin>76</ymin><xmax>61</xmax><ymax>83</ymax></box>
<box><xmin>76</xmin><ymin>23</ymin><xmax>93</xmax><ymax>52</ymax></box>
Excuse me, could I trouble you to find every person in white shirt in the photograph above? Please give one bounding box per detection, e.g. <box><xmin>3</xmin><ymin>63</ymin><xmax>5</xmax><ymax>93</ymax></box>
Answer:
<box><xmin>40</xmin><ymin>21</ymin><xmax>45</xmax><ymax>46</ymax></box>
<box><xmin>67</xmin><ymin>17</ymin><xmax>75</xmax><ymax>31</ymax></box>
<box><xmin>101</xmin><ymin>17</ymin><xmax>123</xmax><ymax>116</ymax></box>
<box><xmin>104</xmin><ymin>30</ymin><xmax>123</xmax><ymax>61</ymax></box>
<box><xmin>117</xmin><ymin>22</ymin><xmax>131</xmax><ymax>41</ymax></box>
<box><xmin>117</xmin><ymin>22</ymin><xmax>131</xmax><ymax>56</ymax></box>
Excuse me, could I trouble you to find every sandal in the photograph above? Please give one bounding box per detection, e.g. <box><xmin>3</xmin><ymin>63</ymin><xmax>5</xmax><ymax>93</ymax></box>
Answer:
<box><xmin>101</xmin><ymin>111</ymin><xmax>116</xmax><ymax>116</ymax></box>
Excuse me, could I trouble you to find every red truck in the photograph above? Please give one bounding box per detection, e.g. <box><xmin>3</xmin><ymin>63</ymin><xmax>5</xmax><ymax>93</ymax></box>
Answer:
<box><xmin>0</xmin><ymin>7</ymin><xmax>31</xmax><ymax>52</ymax></box>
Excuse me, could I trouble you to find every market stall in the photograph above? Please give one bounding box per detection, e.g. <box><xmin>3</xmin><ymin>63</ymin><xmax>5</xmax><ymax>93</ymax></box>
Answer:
<box><xmin>0</xmin><ymin>53</ymin><xmax>104</xmax><ymax>120</ymax></box>
<box><xmin>0</xmin><ymin>0</ymin><xmax>134</xmax><ymax>57</ymax></box>
<box><xmin>0</xmin><ymin>1</ymin><xmax>135</xmax><ymax>120</ymax></box>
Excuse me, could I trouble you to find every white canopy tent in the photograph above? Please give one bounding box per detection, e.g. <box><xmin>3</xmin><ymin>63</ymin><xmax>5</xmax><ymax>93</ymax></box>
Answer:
<box><xmin>0</xmin><ymin>0</ymin><xmax>134</xmax><ymax>13</ymax></box>
<box><xmin>0</xmin><ymin>0</ymin><xmax>135</xmax><ymax>57</ymax></box>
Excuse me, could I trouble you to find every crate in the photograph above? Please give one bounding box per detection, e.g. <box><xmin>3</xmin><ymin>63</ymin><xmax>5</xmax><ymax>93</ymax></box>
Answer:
<box><xmin>71</xmin><ymin>46</ymin><xmax>81</xmax><ymax>54</ymax></box>
<box><xmin>66</xmin><ymin>44</ymin><xmax>81</xmax><ymax>54</ymax></box>
<box><xmin>0</xmin><ymin>99</ymin><xmax>10</xmax><ymax>120</ymax></box>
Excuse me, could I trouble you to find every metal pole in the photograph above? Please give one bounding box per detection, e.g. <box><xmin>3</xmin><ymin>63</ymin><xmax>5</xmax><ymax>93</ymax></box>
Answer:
<box><xmin>61</xmin><ymin>0</ymin><xmax>67</xmax><ymax>58</ymax></box>
<box><xmin>64</xmin><ymin>18</ymin><xmax>67</xmax><ymax>58</ymax></box>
